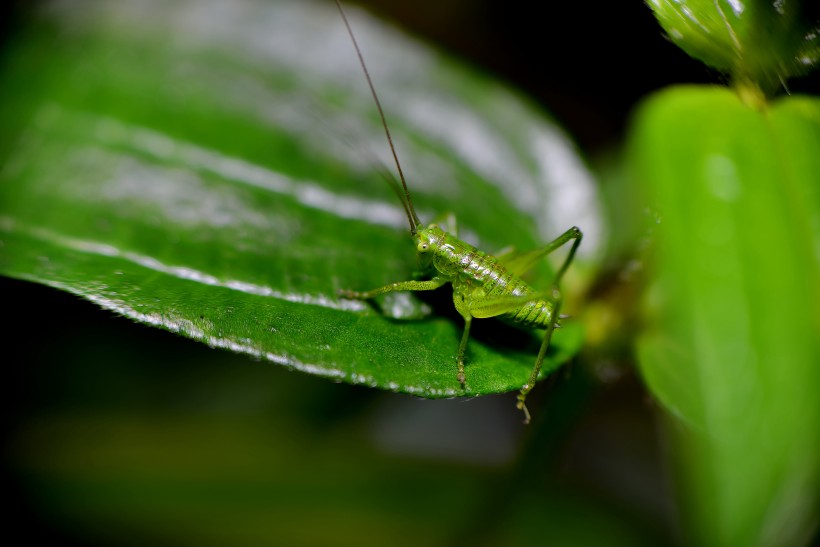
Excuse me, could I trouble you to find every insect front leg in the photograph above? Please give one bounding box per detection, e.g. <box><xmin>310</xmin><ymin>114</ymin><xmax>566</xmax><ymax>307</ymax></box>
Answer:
<box><xmin>338</xmin><ymin>277</ymin><xmax>446</xmax><ymax>300</ymax></box>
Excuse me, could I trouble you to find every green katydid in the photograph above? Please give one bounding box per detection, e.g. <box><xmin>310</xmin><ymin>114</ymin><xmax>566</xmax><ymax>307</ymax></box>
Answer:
<box><xmin>334</xmin><ymin>0</ymin><xmax>582</xmax><ymax>423</ymax></box>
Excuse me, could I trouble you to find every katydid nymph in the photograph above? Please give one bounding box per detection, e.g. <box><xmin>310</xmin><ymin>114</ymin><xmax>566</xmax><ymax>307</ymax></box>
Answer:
<box><xmin>334</xmin><ymin>0</ymin><xmax>582</xmax><ymax>423</ymax></box>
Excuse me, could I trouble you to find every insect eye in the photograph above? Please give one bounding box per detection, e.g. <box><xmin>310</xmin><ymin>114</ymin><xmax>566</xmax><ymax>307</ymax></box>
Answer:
<box><xmin>417</xmin><ymin>242</ymin><xmax>429</xmax><ymax>253</ymax></box>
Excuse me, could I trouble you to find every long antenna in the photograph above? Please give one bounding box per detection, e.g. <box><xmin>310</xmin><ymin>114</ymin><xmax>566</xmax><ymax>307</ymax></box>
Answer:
<box><xmin>334</xmin><ymin>0</ymin><xmax>421</xmax><ymax>235</ymax></box>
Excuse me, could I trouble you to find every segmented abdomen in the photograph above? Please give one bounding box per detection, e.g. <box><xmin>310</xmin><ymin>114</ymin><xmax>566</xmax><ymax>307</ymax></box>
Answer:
<box><xmin>436</xmin><ymin>237</ymin><xmax>554</xmax><ymax>329</ymax></box>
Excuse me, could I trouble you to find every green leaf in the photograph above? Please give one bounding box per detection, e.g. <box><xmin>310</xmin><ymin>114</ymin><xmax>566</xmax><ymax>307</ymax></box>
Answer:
<box><xmin>646</xmin><ymin>0</ymin><xmax>820</xmax><ymax>93</ymax></box>
<box><xmin>630</xmin><ymin>86</ymin><xmax>820</xmax><ymax>545</ymax></box>
<box><xmin>0</xmin><ymin>0</ymin><xmax>597</xmax><ymax>397</ymax></box>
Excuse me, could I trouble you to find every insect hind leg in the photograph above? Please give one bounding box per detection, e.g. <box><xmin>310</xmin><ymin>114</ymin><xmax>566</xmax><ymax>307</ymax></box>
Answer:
<box><xmin>516</xmin><ymin>294</ymin><xmax>562</xmax><ymax>424</ymax></box>
<box><xmin>549</xmin><ymin>226</ymin><xmax>582</xmax><ymax>288</ymax></box>
<box><xmin>498</xmin><ymin>226</ymin><xmax>583</xmax><ymax>281</ymax></box>
<box><xmin>514</xmin><ymin>226</ymin><xmax>581</xmax><ymax>424</ymax></box>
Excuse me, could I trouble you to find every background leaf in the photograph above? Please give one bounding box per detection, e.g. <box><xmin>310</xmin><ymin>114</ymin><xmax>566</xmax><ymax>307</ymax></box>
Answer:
<box><xmin>630</xmin><ymin>86</ymin><xmax>820</xmax><ymax>545</ymax></box>
<box><xmin>0</xmin><ymin>0</ymin><xmax>599</xmax><ymax>397</ymax></box>
<box><xmin>646</xmin><ymin>0</ymin><xmax>820</xmax><ymax>92</ymax></box>
<box><xmin>4</xmin><ymin>299</ymin><xmax>661</xmax><ymax>547</ymax></box>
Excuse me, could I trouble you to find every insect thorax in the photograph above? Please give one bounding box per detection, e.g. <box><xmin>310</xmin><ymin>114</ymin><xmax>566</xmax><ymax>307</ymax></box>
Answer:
<box><xmin>417</xmin><ymin>226</ymin><xmax>525</xmax><ymax>293</ymax></box>
<box><xmin>416</xmin><ymin>225</ymin><xmax>472</xmax><ymax>277</ymax></box>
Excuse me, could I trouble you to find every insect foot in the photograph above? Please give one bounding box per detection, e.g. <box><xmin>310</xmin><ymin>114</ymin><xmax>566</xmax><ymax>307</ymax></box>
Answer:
<box><xmin>516</xmin><ymin>390</ymin><xmax>532</xmax><ymax>424</ymax></box>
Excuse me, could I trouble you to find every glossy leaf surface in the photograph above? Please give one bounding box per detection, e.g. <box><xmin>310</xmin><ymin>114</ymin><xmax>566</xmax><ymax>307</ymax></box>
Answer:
<box><xmin>631</xmin><ymin>86</ymin><xmax>820</xmax><ymax>545</ymax></box>
<box><xmin>647</xmin><ymin>0</ymin><xmax>820</xmax><ymax>91</ymax></box>
<box><xmin>0</xmin><ymin>0</ymin><xmax>597</xmax><ymax>397</ymax></box>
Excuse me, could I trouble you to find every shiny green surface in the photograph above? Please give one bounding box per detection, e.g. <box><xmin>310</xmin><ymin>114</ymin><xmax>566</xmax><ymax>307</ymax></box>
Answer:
<box><xmin>631</xmin><ymin>87</ymin><xmax>820</xmax><ymax>545</ymax></box>
<box><xmin>0</xmin><ymin>0</ymin><xmax>590</xmax><ymax>397</ymax></box>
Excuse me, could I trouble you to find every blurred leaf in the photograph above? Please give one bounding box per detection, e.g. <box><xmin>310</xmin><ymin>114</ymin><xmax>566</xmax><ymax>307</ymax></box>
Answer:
<box><xmin>0</xmin><ymin>0</ymin><xmax>598</xmax><ymax>397</ymax></box>
<box><xmin>646</xmin><ymin>0</ymin><xmax>820</xmax><ymax>92</ymax></box>
<box><xmin>5</xmin><ymin>289</ymin><xmax>661</xmax><ymax>547</ymax></box>
<box><xmin>631</xmin><ymin>86</ymin><xmax>820</xmax><ymax>545</ymax></box>
<box><xmin>11</xmin><ymin>409</ymin><xmax>655</xmax><ymax>547</ymax></box>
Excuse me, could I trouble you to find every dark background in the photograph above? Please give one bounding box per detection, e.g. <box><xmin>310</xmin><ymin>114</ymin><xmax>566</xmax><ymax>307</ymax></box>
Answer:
<box><xmin>2</xmin><ymin>0</ymin><xmax>818</xmax><ymax>153</ymax></box>
<box><xmin>345</xmin><ymin>0</ymin><xmax>819</xmax><ymax>153</ymax></box>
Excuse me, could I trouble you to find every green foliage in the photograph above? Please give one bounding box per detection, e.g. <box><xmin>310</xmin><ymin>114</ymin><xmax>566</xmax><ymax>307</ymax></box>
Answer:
<box><xmin>647</xmin><ymin>0</ymin><xmax>820</xmax><ymax>93</ymax></box>
<box><xmin>630</xmin><ymin>88</ymin><xmax>820</xmax><ymax>545</ymax></box>
<box><xmin>0</xmin><ymin>0</ymin><xmax>591</xmax><ymax>397</ymax></box>
<box><xmin>636</xmin><ymin>3</ymin><xmax>820</xmax><ymax>545</ymax></box>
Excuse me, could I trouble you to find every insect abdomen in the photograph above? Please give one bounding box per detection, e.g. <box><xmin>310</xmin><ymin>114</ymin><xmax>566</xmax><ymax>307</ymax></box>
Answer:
<box><xmin>471</xmin><ymin>255</ymin><xmax>554</xmax><ymax>329</ymax></box>
<box><xmin>434</xmin><ymin>234</ymin><xmax>554</xmax><ymax>330</ymax></box>
<box><xmin>506</xmin><ymin>298</ymin><xmax>554</xmax><ymax>329</ymax></box>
